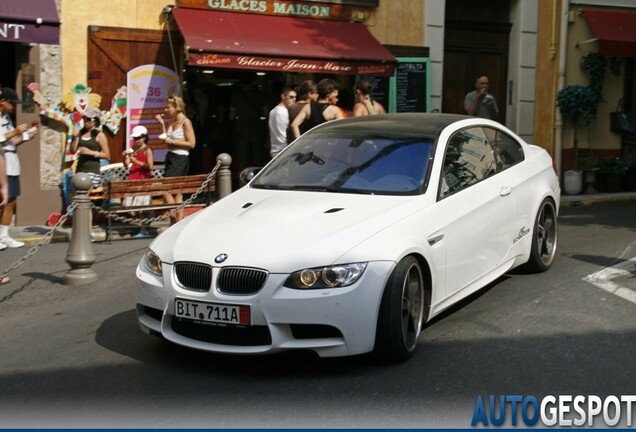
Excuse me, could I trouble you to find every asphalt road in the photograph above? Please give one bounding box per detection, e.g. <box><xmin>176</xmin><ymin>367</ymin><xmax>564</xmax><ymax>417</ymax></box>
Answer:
<box><xmin>0</xmin><ymin>201</ymin><xmax>635</xmax><ymax>428</ymax></box>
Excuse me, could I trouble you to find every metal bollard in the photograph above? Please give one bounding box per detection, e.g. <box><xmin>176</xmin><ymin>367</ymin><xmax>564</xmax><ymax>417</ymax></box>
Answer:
<box><xmin>63</xmin><ymin>173</ymin><xmax>97</xmax><ymax>285</ymax></box>
<box><xmin>216</xmin><ymin>153</ymin><xmax>232</xmax><ymax>199</ymax></box>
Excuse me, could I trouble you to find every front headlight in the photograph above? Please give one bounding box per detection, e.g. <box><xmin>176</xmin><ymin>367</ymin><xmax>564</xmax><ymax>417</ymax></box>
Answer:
<box><xmin>284</xmin><ymin>263</ymin><xmax>367</xmax><ymax>289</ymax></box>
<box><xmin>144</xmin><ymin>249</ymin><xmax>163</xmax><ymax>276</ymax></box>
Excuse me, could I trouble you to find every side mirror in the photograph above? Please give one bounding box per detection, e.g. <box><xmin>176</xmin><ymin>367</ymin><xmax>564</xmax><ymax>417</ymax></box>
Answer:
<box><xmin>239</xmin><ymin>167</ymin><xmax>262</xmax><ymax>185</ymax></box>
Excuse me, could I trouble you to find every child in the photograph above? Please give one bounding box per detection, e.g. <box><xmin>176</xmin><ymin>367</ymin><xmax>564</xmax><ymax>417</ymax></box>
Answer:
<box><xmin>122</xmin><ymin>125</ymin><xmax>154</xmax><ymax>238</ymax></box>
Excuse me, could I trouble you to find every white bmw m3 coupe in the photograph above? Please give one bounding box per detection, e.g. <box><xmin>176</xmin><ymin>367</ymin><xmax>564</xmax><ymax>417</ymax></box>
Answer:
<box><xmin>135</xmin><ymin>113</ymin><xmax>560</xmax><ymax>361</ymax></box>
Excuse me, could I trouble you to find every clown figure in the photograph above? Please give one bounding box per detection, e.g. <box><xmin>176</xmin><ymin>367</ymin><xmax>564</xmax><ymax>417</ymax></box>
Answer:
<box><xmin>28</xmin><ymin>82</ymin><xmax>127</xmax><ymax>209</ymax></box>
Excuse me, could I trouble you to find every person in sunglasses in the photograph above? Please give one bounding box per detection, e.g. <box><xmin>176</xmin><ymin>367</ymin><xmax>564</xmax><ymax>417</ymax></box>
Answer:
<box><xmin>70</xmin><ymin>106</ymin><xmax>110</xmax><ymax>239</ymax></box>
<box><xmin>268</xmin><ymin>87</ymin><xmax>297</xmax><ymax>159</ymax></box>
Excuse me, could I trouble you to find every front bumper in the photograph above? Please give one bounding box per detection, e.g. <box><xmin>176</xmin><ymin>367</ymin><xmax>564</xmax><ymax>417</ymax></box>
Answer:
<box><xmin>135</xmin><ymin>260</ymin><xmax>394</xmax><ymax>357</ymax></box>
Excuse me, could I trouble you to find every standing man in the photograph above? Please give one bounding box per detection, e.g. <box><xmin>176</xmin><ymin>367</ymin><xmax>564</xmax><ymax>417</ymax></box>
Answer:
<box><xmin>464</xmin><ymin>76</ymin><xmax>499</xmax><ymax>121</ymax></box>
<box><xmin>0</xmin><ymin>87</ymin><xmax>35</xmax><ymax>249</ymax></box>
<box><xmin>268</xmin><ymin>87</ymin><xmax>297</xmax><ymax>158</ymax></box>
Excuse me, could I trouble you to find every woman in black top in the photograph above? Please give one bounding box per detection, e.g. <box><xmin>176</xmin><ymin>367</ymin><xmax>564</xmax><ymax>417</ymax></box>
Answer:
<box><xmin>289</xmin><ymin>79</ymin><xmax>344</xmax><ymax>140</ymax></box>
<box><xmin>70</xmin><ymin>107</ymin><xmax>110</xmax><ymax>188</ymax></box>
<box><xmin>70</xmin><ymin>107</ymin><xmax>110</xmax><ymax>239</ymax></box>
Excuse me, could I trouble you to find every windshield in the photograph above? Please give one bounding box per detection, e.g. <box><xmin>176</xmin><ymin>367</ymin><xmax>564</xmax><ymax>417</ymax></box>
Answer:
<box><xmin>253</xmin><ymin>130</ymin><xmax>434</xmax><ymax>195</ymax></box>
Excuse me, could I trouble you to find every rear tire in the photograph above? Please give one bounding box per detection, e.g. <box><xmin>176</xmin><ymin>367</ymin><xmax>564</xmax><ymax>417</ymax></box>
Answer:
<box><xmin>375</xmin><ymin>256</ymin><xmax>425</xmax><ymax>362</ymax></box>
<box><xmin>522</xmin><ymin>198</ymin><xmax>558</xmax><ymax>273</ymax></box>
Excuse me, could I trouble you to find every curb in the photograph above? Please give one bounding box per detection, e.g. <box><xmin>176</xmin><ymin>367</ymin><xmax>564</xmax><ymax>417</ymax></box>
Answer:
<box><xmin>560</xmin><ymin>191</ymin><xmax>636</xmax><ymax>207</ymax></box>
<box><xmin>10</xmin><ymin>224</ymin><xmax>162</xmax><ymax>244</ymax></box>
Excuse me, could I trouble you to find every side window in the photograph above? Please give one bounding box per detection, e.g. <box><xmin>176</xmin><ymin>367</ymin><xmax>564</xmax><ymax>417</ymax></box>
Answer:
<box><xmin>489</xmin><ymin>127</ymin><xmax>525</xmax><ymax>171</ymax></box>
<box><xmin>440</xmin><ymin>127</ymin><xmax>497</xmax><ymax>198</ymax></box>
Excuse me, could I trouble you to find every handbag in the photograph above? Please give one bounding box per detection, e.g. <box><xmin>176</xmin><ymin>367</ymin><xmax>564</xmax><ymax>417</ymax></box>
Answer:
<box><xmin>609</xmin><ymin>99</ymin><xmax>636</xmax><ymax>134</ymax></box>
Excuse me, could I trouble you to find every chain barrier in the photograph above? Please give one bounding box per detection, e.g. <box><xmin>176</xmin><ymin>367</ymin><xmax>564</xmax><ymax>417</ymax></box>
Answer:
<box><xmin>0</xmin><ymin>202</ymin><xmax>77</xmax><ymax>279</ymax></box>
<box><xmin>91</xmin><ymin>160</ymin><xmax>222</xmax><ymax>226</ymax></box>
<box><xmin>0</xmin><ymin>161</ymin><xmax>223</xmax><ymax>281</ymax></box>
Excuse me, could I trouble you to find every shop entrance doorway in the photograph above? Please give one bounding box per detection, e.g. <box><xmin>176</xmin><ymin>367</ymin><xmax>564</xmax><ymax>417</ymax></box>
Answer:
<box><xmin>442</xmin><ymin>0</ymin><xmax>511</xmax><ymax>123</ymax></box>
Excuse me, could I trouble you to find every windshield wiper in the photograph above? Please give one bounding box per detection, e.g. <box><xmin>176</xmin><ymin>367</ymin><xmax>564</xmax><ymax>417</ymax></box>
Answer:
<box><xmin>336</xmin><ymin>188</ymin><xmax>375</xmax><ymax>195</ymax></box>
<box><xmin>287</xmin><ymin>185</ymin><xmax>340</xmax><ymax>192</ymax></box>
<box><xmin>252</xmin><ymin>183</ymin><xmax>286</xmax><ymax>190</ymax></box>
<box><xmin>254</xmin><ymin>183</ymin><xmax>373</xmax><ymax>195</ymax></box>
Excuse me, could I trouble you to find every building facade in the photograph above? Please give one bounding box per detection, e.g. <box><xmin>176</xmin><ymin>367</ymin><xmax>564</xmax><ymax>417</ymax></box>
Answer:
<box><xmin>2</xmin><ymin>0</ymin><xmax>636</xmax><ymax>223</ymax></box>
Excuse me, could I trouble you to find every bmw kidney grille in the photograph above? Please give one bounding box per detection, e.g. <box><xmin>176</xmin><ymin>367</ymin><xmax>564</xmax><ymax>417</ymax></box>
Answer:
<box><xmin>217</xmin><ymin>267</ymin><xmax>268</xmax><ymax>295</ymax></box>
<box><xmin>174</xmin><ymin>262</ymin><xmax>212</xmax><ymax>292</ymax></box>
<box><xmin>174</xmin><ymin>263</ymin><xmax>267</xmax><ymax>295</ymax></box>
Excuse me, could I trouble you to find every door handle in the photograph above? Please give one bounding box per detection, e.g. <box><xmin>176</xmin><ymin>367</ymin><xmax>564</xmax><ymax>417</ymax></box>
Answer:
<box><xmin>500</xmin><ymin>185</ymin><xmax>513</xmax><ymax>196</ymax></box>
<box><xmin>428</xmin><ymin>233</ymin><xmax>444</xmax><ymax>246</ymax></box>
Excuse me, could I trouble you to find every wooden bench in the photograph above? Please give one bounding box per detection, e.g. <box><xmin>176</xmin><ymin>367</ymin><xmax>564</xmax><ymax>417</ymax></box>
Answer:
<box><xmin>98</xmin><ymin>174</ymin><xmax>215</xmax><ymax>239</ymax></box>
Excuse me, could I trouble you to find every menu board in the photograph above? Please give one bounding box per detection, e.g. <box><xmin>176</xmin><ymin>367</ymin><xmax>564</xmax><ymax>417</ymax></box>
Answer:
<box><xmin>357</xmin><ymin>75</ymin><xmax>390</xmax><ymax>110</ymax></box>
<box><xmin>395</xmin><ymin>61</ymin><xmax>427</xmax><ymax>113</ymax></box>
<box><xmin>357</xmin><ymin>58</ymin><xmax>429</xmax><ymax>113</ymax></box>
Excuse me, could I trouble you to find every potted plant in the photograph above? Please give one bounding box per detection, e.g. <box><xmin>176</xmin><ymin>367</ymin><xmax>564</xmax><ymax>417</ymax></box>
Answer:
<box><xmin>581</xmin><ymin>152</ymin><xmax>599</xmax><ymax>194</ymax></box>
<box><xmin>557</xmin><ymin>84</ymin><xmax>599</xmax><ymax>194</ymax></box>
<box><xmin>598</xmin><ymin>156</ymin><xmax>628</xmax><ymax>192</ymax></box>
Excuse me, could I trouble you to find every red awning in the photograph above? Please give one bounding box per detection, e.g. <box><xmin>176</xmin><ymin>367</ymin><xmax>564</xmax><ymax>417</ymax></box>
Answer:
<box><xmin>172</xmin><ymin>9</ymin><xmax>396</xmax><ymax>76</ymax></box>
<box><xmin>583</xmin><ymin>9</ymin><xmax>636</xmax><ymax>57</ymax></box>
<box><xmin>0</xmin><ymin>0</ymin><xmax>60</xmax><ymax>45</ymax></box>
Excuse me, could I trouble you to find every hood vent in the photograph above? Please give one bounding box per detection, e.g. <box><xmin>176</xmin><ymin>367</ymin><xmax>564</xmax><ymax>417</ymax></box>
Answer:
<box><xmin>242</xmin><ymin>202</ymin><xmax>253</xmax><ymax>208</ymax></box>
<box><xmin>324</xmin><ymin>208</ymin><xmax>344</xmax><ymax>213</ymax></box>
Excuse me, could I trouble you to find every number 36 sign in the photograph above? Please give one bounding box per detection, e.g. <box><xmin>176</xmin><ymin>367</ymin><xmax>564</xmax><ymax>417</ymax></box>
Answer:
<box><xmin>126</xmin><ymin>64</ymin><xmax>180</xmax><ymax>156</ymax></box>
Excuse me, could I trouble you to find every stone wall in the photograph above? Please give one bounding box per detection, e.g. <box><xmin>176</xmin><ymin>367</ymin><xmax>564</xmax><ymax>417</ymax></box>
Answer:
<box><xmin>39</xmin><ymin>0</ymin><xmax>64</xmax><ymax>190</ymax></box>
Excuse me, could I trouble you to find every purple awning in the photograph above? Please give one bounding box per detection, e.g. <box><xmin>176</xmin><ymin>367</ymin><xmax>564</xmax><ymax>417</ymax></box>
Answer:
<box><xmin>0</xmin><ymin>0</ymin><xmax>60</xmax><ymax>45</ymax></box>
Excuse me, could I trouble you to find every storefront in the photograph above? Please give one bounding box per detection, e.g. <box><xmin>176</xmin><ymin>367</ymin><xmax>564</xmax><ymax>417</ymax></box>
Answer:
<box><xmin>166</xmin><ymin>0</ymin><xmax>429</xmax><ymax>177</ymax></box>
<box><xmin>0</xmin><ymin>0</ymin><xmax>61</xmax><ymax>225</ymax></box>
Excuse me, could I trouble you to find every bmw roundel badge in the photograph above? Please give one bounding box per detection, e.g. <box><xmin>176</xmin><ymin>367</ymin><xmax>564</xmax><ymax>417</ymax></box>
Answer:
<box><xmin>214</xmin><ymin>253</ymin><xmax>228</xmax><ymax>263</ymax></box>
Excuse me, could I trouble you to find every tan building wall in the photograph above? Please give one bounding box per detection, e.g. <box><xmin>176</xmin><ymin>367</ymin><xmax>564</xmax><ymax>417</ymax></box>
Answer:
<box><xmin>60</xmin><ymin>0</ymin><xmax>167</xmax><ymax>93</ymax></box>
<box><xmin>370</xmin><ymin>0</ymin><xmax>425</xmax><ymax>46</ymax></box>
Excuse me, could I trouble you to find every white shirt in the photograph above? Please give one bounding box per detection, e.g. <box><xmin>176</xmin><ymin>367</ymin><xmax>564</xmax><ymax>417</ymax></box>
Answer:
<box><xmin>0</xmin><ymin>112</ymin><xmax>20</xmax><ymax>176</ymax></box>
<box><xmin>268</xmin><ymin>104</ymin><xmax>290</xmax><ymax>158</ymax></box>
<box><xmin>167</xmin><ymin>122</ymin><xmax>189</xmax><ymax>156</ymax></box>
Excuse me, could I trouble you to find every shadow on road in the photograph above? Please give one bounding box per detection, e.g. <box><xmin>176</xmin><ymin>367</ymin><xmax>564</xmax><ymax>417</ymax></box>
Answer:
<box><xmin>23</xmin><ymin>272</ymin><xmax>64</xmax><ymax>284</ymax></box>
<box><xmin>94</xmin><ymin>309</ymin><xmax>375</xmax><ymax>377</ymax></box>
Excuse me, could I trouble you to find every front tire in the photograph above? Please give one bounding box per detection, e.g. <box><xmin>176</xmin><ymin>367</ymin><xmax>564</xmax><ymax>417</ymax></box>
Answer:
<box><xmin>523</xmin><ymin>198</ymin><xmax>558</xmax><ymax>273</ymax></box>
<box><xmin>375</xmin><ymin>256</ymin><xmax>425</xmax><ymax>362</ymax></box>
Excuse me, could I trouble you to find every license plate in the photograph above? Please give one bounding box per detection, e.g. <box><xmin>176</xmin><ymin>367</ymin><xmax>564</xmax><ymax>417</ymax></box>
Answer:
<box><xmin>175</xmin><ymin>298</ymin><xmax>250</xmax><ymax>326</ymax></box>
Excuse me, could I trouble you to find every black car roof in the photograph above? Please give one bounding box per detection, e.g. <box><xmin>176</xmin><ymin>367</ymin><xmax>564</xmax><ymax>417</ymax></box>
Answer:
<box><xmin>312</xmin><ymin>112</ymin><xmax>472</xmax><ymax>137</ymax></box>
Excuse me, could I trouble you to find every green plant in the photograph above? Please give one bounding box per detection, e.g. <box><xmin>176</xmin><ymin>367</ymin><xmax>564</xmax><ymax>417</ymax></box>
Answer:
<box><xmin>581</xmin><ymin>52</ymin><xmax>607</xmax><ymax>115</ymax></box>
<box><xmin>610</xmin><ymin>57</ymin><xmax>622</xmax><ymax>77</ymax></box>
<box><xmin>557</xmin><ymin>85</ymin><xmax>598</xmax><ymax>170</ymax></box>
<box><xmin>598</xmin><ymin>157</ymin><xmax>628</xmax><ymax>176</ymax></box>
<box><xmin>580</xmin><ymin>152</ymin><xmax>599</xmax><ymax>171</ymax></box>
